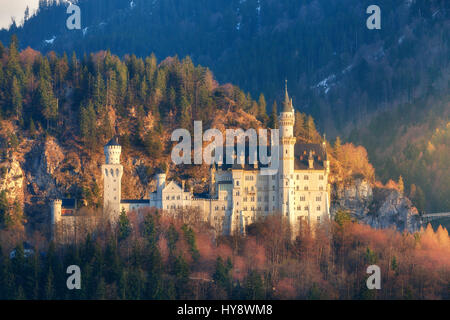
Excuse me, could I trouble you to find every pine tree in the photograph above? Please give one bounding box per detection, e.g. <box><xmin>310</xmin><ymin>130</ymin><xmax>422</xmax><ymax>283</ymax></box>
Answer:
<box><xmin>294</xmin><ymin>111</ymin><xmax>306</xmax><ymax>139</ymax></box>
<box><xmin>268</xmin><ymin>101</ymin><xmax>278</xmax><ymax>129</ymax></box>
<box><xmin>29</xmin><ymin>118</ymin><xmax>36</xmax><ymax>138</ymax></box>
<box><xmin>118</xmin><ymin>208</ymin><xmax>131</xmax><ymax>242</ymax></box>
<box><xmin>334</xmin><ymin>136</ymin><xmax>342</xmax><ymax>157</ymax></box>
<box><xmin>44</xmin><ymin>267</ymin><xmax>55</xmax><ymax>300</ymax></box>
<box><xmin>79</xmin><ymin>102</ymin><xmax>97</xmax><ymax>149</ymax></box>
<box><xmin>38</xmin><ymin>77</ymin><xmax>57</xmax><ymax>129</ymax></box>
<box><xmin>11</xmin><ymin>76</ymin><xmax>23</xmax><ymax>125</ymax></box>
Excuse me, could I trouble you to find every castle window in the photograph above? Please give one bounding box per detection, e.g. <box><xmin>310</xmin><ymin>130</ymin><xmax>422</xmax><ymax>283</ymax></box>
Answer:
<box><xmin>272</xmin><ymin>186</ymin><xmax>275</xmax><ymax>191</ymax></box>
<box><xmin>300</xmin><ymin>196</ymin><xmax>306</xmax><ymax>201</ymax></box>
<box><xmin>251</xmin><ymin>197</ymin><xmax>255</xmax><ymax>202</ymax></box>
<box><xmin>244</xmin><ymin>197</ymin><xmax>247</xmax><ymax>202</ymax></box>
<box><xmin>319</xmin><ymin>175</ymin><xmax>324</xmax><ymax>180</ymax></box>
<box><xmin>236</xmin><ymin>180</ymin><xmax>240</xmax><ymax>186</ymax></box>
<box><xmin>105</xmin><ymin>169</ymin><xmax>108</xmax><ymax>176</ymax></box>
<box><xmin>317</xmin><ymin>216</ymin><xmax>321</xmax><ymax>222</ymax></box>
<box><xmin>304</xmin><ymin>175</ymin><xmax>309</xmax><ymax>180</ymax></box>
<box><xmin>215</xmin><ymin>206</ymin><xmax>219</xmax><ymax>210</ymax></box>
<box><xmin>317</xmin><ymin>206</ymin><xmax>321</xmax><ymax>211</ymax></box>
<box><xmin>316</xmin><ymin>196</ymin><xmax>322</xmax><ymax>201</ymax></box>
<box><xmin>110</xmin><ymin>169</ymin><xmax>114</xmax><ymax>177</ymax></box>
<box><xmin>177</xmin><ymin>196</ymin><xmax>180</xmax><ymax>200</ymax></box>
<box><xmin>304</xmin><ymin>186</ymin><xmax>309</xmax><ymax>191</ymax></box>
<box><xmin>116</xmin><ymin>169</ymin><xmax>119</xmax><ymax>176</ymax></box>
<box><xmin>305</xmin><ymin>206</ymin><xmax>309</xmax><ymax>210</ymax></box>
<box><xmin>296</xmin><ymin>186</ymin><xmax>299</xmax><ymax>191</ymax></box>
<box><xmin>319</xmin><ymin>186</ymin><xmax>324</xmax><ymax>191</ymax></box>
<box><xmin>296</xmin><ymin>175</ymin><xmax>299</xmax><ymax>180</ymax></box>
<box><xmin>166</xmin><ymin>196</ymin><xmax>170</xmax><ymax>200</ymax></box>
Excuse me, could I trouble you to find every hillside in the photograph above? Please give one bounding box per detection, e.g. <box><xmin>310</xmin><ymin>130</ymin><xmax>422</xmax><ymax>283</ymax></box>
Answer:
<box><xmin>1</xmin><ymin>0</ymin><xmax>448</xmax><ymax>134</ymax></box>
<box><xmin>349</xmin><ymin>93</ymin><xmax>450</xmax><ymax>212</ymax></box>
<box><xmin>0</xmin><ymin>39</ymin><xmax>424</xmax><ymax>236</ymax></box>
<box><xmin>1</xmin><ymin>0</ymin><xmax>448</xmax><ymax>214</ymax></box>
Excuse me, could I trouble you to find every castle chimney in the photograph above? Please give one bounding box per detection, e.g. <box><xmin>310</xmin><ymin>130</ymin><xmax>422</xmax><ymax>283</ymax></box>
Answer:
<box><xmin>308</xmin><ymin>150</ymin><xmax>314</xmax><ymax>169</ymax></box>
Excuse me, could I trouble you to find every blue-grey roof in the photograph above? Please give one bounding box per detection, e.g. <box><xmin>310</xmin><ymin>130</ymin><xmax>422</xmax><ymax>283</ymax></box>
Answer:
<box><xmin>121</xmin><ymin>199</ymin><xmax>149</xmax><ymax>204</ymax></box>
<box><xmin>105</xmin><ymin>136</ymin><xmax>120</xmax><ymax>146</ymax></box>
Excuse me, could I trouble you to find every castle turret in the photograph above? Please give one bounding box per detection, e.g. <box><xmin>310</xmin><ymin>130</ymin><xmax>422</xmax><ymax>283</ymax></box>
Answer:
<box><xmin>50</xmin><ymin>199</ymin><xmax>62</xmax><ymax>240</ymax></box>
<box><xmin>102</xmin><ymin>137</ymin><xmax>123</xmax><ymax>220</ymax></box>
<box><xmin>278</xmin><ymin>81</ymin><xmax>296</xmax><ymax>226</ymax></box>
<box><xmin>50</xmin><ymin>199</ymin><xmax>62</xmax><ymax>225</ymax></box>
<box><xmin>104</xmin><ymin>136</ymin><xmax>122</xmax><ymax>164</ymax></box>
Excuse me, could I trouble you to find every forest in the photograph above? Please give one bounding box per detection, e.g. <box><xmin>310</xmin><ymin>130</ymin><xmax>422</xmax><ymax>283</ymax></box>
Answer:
<box><xmin>0</xmin><ymin>208</ymin><xmax>449</xmax><ymax>300</ymax></box>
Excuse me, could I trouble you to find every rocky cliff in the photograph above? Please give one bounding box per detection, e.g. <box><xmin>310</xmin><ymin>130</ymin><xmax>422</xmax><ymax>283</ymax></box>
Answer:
<box><xmin>331</xmin><ymin>178</ymin><xmax>422</xmax><ymax>232</ymax></box>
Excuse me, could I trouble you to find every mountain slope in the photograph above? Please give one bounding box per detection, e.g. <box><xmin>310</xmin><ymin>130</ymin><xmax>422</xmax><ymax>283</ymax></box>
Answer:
<box><xmin>1</xmin><ymin>0</ymin><xmax>448</xmax><ymax>134</ymax></box>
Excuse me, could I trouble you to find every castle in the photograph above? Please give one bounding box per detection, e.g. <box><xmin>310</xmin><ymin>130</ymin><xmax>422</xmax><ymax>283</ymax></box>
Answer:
<box><xmin>51</xmin><ymin>86</ymin><xmax>330</xmax><ymax>240</ymax></box>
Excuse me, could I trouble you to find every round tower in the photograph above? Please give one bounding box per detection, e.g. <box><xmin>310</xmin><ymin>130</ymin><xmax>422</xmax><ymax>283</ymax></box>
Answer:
<box><xmin>278</xmin><ymin>81</ymin><xmax>296</xmax><ymax>226</ymax></box>
<box><xmin>50</xmin><ymin>199</ymin><xmax>62</xmax><ymax>225</ymax></box>
<box><xmin>102</xmin><ymin>137</ymin><xmax>123</xmax><ymax>220</ymax></box>
<box><xmin>156</xmin><ymin>173</ymin><xmax>166</xmax><ymax>195</ymax></box>
<box><xmin>104</xmin><ymin>136</ymin><xmax>122</xmax><ymax>164</ymax></box>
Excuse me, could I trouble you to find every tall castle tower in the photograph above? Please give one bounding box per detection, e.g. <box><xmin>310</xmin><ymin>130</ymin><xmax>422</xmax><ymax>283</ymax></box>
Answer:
<box><xmin>278</xmin><ymin>81</ymin><xmax>296</xmax><ymax>226</ymax></box>
<box><xmin>102</xmin><ymin>137</ymin><xmax>123</xmax><ymax>221</ymax></box>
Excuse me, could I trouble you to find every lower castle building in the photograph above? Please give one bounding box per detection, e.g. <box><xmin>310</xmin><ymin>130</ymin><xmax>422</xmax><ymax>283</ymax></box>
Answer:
<box><xmin>51</xmin><ymin>86</ymin><xmax>330</xmax><ymax>240</ymax></box>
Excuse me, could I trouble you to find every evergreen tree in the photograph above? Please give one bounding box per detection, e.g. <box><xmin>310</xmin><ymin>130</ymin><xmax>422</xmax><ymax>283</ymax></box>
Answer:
<box><xmin>117</xmin><ymin>208</ymin><xmax>131</xmax><ymax>242</ymax></box>
<box><xmin>268</xmin><ymin>101</ymin><xmax>278</xmax><ymax>129</ymax></box>
<box><xmin>11</xmin><ymin>76</ymin><xmax>23</xmax><ymax>125</ymax></box>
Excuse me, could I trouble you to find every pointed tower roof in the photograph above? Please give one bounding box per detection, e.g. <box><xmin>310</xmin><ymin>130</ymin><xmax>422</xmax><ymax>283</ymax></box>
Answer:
<box><xmin>282</xmin><ymin>79</ymin><xmax>292</xmax><ymax>112</ymax></box>
<box><xmin>105</xmin><ymin>136</ymin><xmax>120</xmax><ymax>147</ymax></box>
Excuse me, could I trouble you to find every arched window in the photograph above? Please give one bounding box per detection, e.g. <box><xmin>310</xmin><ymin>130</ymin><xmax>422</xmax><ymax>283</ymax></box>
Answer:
<box><xmin>110</xmin><ymin>169</ymin><xmax>114</xmax><ymax>177</ymax></box>
<box><xmin>116</xmin><ymin>168</ymin><xmax>119</xmax><ymax>176</ymax></box>
<box><xmin>105</xmin><ymin>169</ymin><xmax>108</xmax><ymax>176</ymax></box>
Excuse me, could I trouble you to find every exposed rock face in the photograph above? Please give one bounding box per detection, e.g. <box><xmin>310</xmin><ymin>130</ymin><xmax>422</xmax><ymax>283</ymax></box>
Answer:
<box><xmin>25</xmin><ymin>137</ymin><xmax>64</xmax><ymax>199</ymax></box>
<box><xmin>0</xmin><ymin>157</ymin><xmax>24</xmax><ymax>202</ymax></box>
<box><xmin>331</xmin><ymin>178</ymin><xmax>422</xmax><ymax>232</ymax></box>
